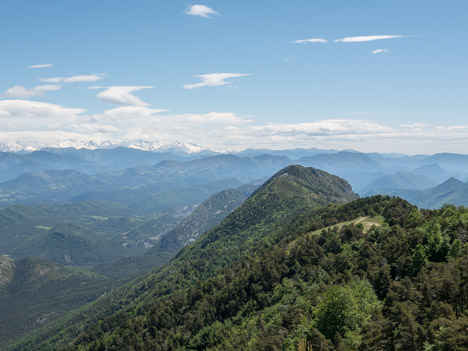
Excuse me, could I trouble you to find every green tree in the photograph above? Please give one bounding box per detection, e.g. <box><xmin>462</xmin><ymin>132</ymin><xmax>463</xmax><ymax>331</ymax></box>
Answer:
<box><xmin>315</xmin><ymin>279</ymin><xmax>381</xmax><ymax>349</ymax></box>
<box><xmin>412</xmin><ymin>244</ymin><xmax>428</xmax><ymax>275</ymax></box>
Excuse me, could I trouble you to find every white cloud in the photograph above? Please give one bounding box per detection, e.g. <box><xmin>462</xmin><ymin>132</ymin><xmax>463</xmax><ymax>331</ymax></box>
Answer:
<box><xmin>335</xmin><ymin>35</ymin><xmax>404</xmax><ymax>43</ymax></box>
<box><xmin>39</xmin><ymin>74</ymin><xmax>105</xmax><ymax>83</ymax></box>
<box><xmin>293</xmin><ymin>38</ymin><xmax>327</xmax><ymax>44</ymax></box>
<box><xmin>372</xmin><ymin>48</ymin><xmax>390</xmax><ymax>55</ymax></box>
<box><xmin>184</xmin><ymin>73</ymin><xmax>250</xmax><ymax>89</ymax></box>
<box><xmin>249</xmin><ymin>119</ymin><xmax>393</xmax><ymax>137</ymax></box>
<box><xmin>2</xmin><ymin>99</ymin><xmax>468</xmax><ymax>154</ymax></box>
<box><xmin>98</xmin><ymin>106</ymin><xmax>167</xmax><ymax>120</ymax></box>
<box><xmin>0</xmin><ymin>99</ymin><xmax>86</xmax><ymax>131</ymax></box>
<box><xmin>185</xmin><ymin>4</ymin><xmax>218</xmax><ymax>18</ymax></box>
<box><xmin>67</xmin><ymin>123</ymin><xmax>120</xmax><ymax>134</ymax></box>
<box><xmin>180</xmin><ymin>111</ymin><xmax>250</xmax><ymax>124</ymax></box>
<box><xmin>27</xmin><ymin>64</ymin><xmax>53</xmax><ymax>69</ymax></box>
<box><xmin>2</xmin><ymin>84</ymin><xmax>62</xmax><ymax>98</ymax></box>
<box><xmin>91</xmin><ymin>86</ymin><xmax>153</xmax><ymax>106</ymax></box>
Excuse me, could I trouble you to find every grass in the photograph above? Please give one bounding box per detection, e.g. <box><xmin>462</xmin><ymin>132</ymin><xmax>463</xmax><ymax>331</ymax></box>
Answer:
<box><xmin>34</xmin><ymin>226</ymin><xmax>52</xmax><ymax>230</ymax></box>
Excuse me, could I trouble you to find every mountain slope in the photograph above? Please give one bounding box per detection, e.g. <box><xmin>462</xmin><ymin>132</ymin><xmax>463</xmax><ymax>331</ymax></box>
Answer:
<box><xmin>0</xmin><ymin>256</ymin><xmax>112</xmax><ymax>348</ymax></box>
<box><xmin>130</xmin><ymin>179</ymin><xmax>244</xmax><ymax>214</ymax></box>
<box><xmin>362</xmin><ymin>171</ymin><xmax>438</xmax><ymax>196</ymax></box>
<box><xmin>92</xmin><ymin>184</ymin><xmax>259</xmax><ymax>280</ymax></box>
<box><xmin>159</xmin><ymin>186</ymin><xmax>255</xmax><ymax>250</ymax></box>
<box><xmin>80</xmin><ymin>197</ymin><xmax>468</xmax><ymax>351</ymax></box>
<box><xmin>401</xmin><ymin>177</ymin><xmax>468</xmax><ymax>209</ymax></box>
<box><xmin>11</xmin><ymin>165</ymin><xmax>358</xmax><ymax>349</ymax></box>
<box><xmin>18</xmin><ymin>196</ymin><xmax>468</xmax><ymax>351</ymax></box>
<box><xmin>298</xmin><ymin>151</ymin><xmax>384</xmax><ymax>192</ymax></box>
<box><xmin>0</xmin><ymin>200</ymin><xmax>178</xmax><ymax>267</ymax></box>
<box><xmin>14</xmin><ymin>189</ymin><xmax>468</xmax><ymax>350</ymax></box>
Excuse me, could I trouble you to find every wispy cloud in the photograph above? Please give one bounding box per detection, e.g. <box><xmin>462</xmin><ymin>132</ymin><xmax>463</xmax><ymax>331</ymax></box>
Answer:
<box><xmin>185</xmin><ymin>4</ymin><xmax>218</xmax><ymax>18</ymax></box>
<box><xmin>90</xmin><ymin>86</ymin><xmax>153</xmax><ymax>106</ymax></box>
<box><xmin>184</xmin><ymin>73</ymin><xmax>250</xmax><ymax>90</ymax></box>
<box><xmin>372</xmin><ymin>48</ymin><xmax>390</xmax><ymax>55</ymax></box>
<box><xmin>98</xmin><ymin>106</ymin><xmax>168</xmax><ymax>120</ymax></box>
<box><xmin>335</xmin><ymin>35</ymin><xmax>404</xmax><ymax>43</ymax></box>
<box><xmin>293</xmin><ymin>38</ymin><xmax>327</xmax><ymax>44</ymax></box>
<box><xmin>27</xmin><ymin>63</ymin><xmax>53</xmax><ymax>69</ymax></box>
<box><xmin>39</xmin><ymin>74</ymin><xmax>105</xmax><ymax>83</ymax></box>
<box><xmin>180</xmin><ymin>111</ymin><xmax>250</xmax><ymax>124</ymax></box>
<box><xmin>2</xmin><ymin>84</ymin><xmax>61</xmax><ymax>98</ymax></box>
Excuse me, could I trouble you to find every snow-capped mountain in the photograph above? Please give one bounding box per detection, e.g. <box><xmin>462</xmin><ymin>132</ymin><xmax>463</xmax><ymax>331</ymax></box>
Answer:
<box><xmin>0</xmin><ymin>139</ymin><xmax>221</xmax><ymax>155</ymax></box>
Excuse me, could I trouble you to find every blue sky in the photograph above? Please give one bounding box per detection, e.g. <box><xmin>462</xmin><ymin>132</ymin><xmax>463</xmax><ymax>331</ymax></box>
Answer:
<box><xmin>1</xmin><ymin>0</ymin><xmax>467</xmax><ymax>153</ymax></box>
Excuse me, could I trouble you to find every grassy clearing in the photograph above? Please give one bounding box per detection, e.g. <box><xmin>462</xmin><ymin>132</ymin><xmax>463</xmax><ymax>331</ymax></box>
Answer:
<box><xmin>34</xmin><ymin>226</ymin><xmax>52</xmax><ymax>230</ymax></box>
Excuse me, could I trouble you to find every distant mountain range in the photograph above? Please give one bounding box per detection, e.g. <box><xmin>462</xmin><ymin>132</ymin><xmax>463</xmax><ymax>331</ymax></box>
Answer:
<box><xmin>392</xmin><ymin>177</ymin><xmax>468</xmax><ymax>209</ymax></box>
<box><xmin>0</xmin><ymin>139</ymin><xmax>217</xmax><ymax>155</ymax></box>
<box><xmin>2</xmin><ymin>147</ymin><xmax>468</xmax><ymax>209</ymax></box>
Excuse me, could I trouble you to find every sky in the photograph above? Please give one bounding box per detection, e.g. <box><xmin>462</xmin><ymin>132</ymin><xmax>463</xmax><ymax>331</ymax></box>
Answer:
<box><xmin>0</xmin><ymin>0</ymin><xmax>467</xmax><ymax>154</ymax></box>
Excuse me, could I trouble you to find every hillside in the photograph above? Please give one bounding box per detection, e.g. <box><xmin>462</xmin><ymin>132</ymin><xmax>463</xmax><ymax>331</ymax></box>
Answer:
<box><xmin>0</xmin><ymin>154</ymin><xmax>288</xmax><ymax>208</ymax></box>
<box><xmin>362</xmin><ymin>171</ymin><xmax>438</xmax><ymax>196</ymax></box>
<box><xmin>0</xmin><ymin>200</ymin><xmax>180</xmax><ymax>266</ymax></box>
<box><xmin>9</xmin><ymin>165</ymin><xmax>358</xmax><ymax>349</ymax></box>
<box><xmin>398</xmin><ymin>177</ymin><xmax>468</xmax><ymax>209</ymax></box>
<box><xmin>12</xmin><ymin>187</ymin><xmax>468</xmax><ymax>350</ymax></box>
<box><xmin>159</xmin><ymin>186</ymin><xmax>255</xmax><ymax>251</ymax></box>
<box><xmin>0</xmin><ymin>256</ymin><xmax>112</xmax><ymax>348</ymax></box>
<box><xmin>92</xmin><ymin>184</ymin><xmax>258</xmax><ymax>280</ymax></box>
<box><xmin>298</xmin><ymin>151</ymin><xmax>385</xmax><ymax>192</ymax></box>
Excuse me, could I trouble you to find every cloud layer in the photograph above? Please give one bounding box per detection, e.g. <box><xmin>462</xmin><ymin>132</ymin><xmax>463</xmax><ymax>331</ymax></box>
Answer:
<box><xmin>3</xmin><ymin>85</ymin><xmax>61</xmax><ymax>98</ymax></box>
<box><xmin>1</xmin><ymin>99</ymin><xmax>468</xmax><ymax>154</ymax></box>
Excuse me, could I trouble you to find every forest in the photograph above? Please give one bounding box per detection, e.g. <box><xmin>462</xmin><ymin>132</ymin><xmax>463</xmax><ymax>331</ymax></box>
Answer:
<box><xmin>9</xmin><ymin>166</ymin><xmax>468</xmax><ymax>350</ymax></box>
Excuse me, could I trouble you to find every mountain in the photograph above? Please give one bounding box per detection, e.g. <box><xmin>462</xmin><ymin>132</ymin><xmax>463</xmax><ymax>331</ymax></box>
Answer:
<box><xmin>10</xmin><ymin>165</ymin><xmax>358</xmax><ymax>349</ymax></box>
<box><xmin>92</xmin><ymin>184</ymin><xmax>259</xmax><ymax>280</ymax></box>
<box><xmin>11</xmin><ymin>186</ymin><xmax>468</xmax><ymax>349</ymax></box>
<box><xmin>0</xmin><ymin>256</ymin><xmax>112</xmax><ymax>349</ymax></box>
<box><xmin>298</xmin><ymin>151</ymin><xmax>385</xmax><ymax>192</ymax></box>
<box><xmin>0</xmin><ymin>200</ymin><xmax>180</xmax><ymax>266</ymax></box>
<box><xmin>0</xmin><ymin>170</ymin><xmax>106</xmax><ymax>206</ymax></box>
<box><xmin>0</xmin><ymin>154</ymin><xmax>291</xmax><ymax>208</ymax></box>
<box><xmin>399</xmin><ymin>177</ymin><xmax>468</xmax><ymax>209</ymax></box>
<box><xmin>236</xmin><ymin>147</ymin><xmax>343</xmax><ymax>159</ymax></box>
<box><xmin>410</xmin><ymin>163</ymin><xmax>452</xmax><ymax>184</ymax></box>
<box><xmin>0</xmin><ymin>147</ymin><xmax>198</xmax><ymax>184</ymax></box>
<box><xmin>421</xmin><ymin>153</ymin><xmax>468</xmax><ymax>172</ymax></box>
<box><xmin>129</xmin><ymin>179</ymin><xmax>244</xmax><ymax>214</ymax></box>
<box><xmin>0</xmin><ymin>139</ymin><xmax>216</xmax><ymax>155</ymax></box>
<box><xmin>362</xmin><ymin>171</ymin><xmax>438</xmax><ymax>196</ymax></box>
<box><xmin>159</xmin><ymin>185</ymin><xmax>258</xmax><ymax>251</ymax></box>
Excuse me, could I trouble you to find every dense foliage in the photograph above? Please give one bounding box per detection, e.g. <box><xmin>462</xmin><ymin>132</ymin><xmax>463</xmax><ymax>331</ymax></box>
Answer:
<box><xmin>0</xmin><ymin>257</ymin><xmax>112</xmax><ymax>348</ymax></box>
<box><xmin>9</xmin><ymin>165</ymin><xmax>358</xmax><ymax>350</ymax></box>
<box><xmin>63</xmin><ymin>200</ymin><xmax>467</xmax><ymax>351</ymax></box>
<box><xmin>8</xmin><ymin>166</ymin><xmax>468</xmax><ymax>350</ymax></box>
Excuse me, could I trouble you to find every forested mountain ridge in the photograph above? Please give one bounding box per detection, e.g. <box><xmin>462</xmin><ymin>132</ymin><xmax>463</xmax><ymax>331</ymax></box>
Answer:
<box><xmin>9</xmin><ymin>165</ymin><xmax>359</xmax><ymax>350</ymax></box>
<box><xmin>55</xmin><ymin>198</ymin><xmax>467</xmax><ymax>350</ymax></box>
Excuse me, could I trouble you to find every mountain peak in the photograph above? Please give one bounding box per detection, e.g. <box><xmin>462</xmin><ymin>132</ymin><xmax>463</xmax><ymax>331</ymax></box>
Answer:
<box><xmin>255</xmin><ymin>164</ymin><xmax>358</xmax><ymax>205</ymax></box>
<box><xmin>438</xmin><ymin>176</ymin><xmax>465</xmax><ymax>188</ymax></box>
